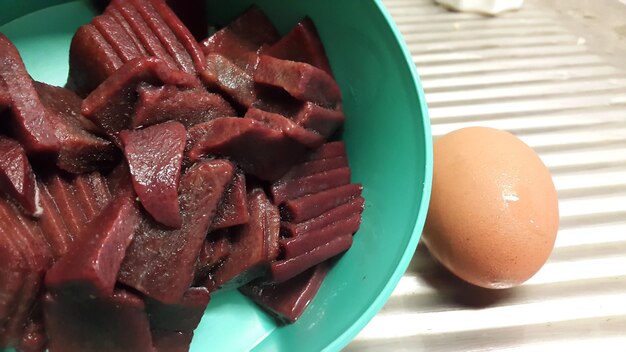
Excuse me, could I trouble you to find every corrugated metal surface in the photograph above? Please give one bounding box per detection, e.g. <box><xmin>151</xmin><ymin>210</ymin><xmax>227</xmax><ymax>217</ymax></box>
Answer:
<box><xmin>347</xmin><ymin>0</ymin><xmax>626</xmax><ymax>350</ymax></box>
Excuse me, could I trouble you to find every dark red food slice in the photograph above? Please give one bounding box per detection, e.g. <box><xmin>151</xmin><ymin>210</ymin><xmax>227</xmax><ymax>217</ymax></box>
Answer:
<box><xmin>0</xmin><ymin>196</ymin><xmax>51</xmax><ymax>271</ymax></box>
<box><xmin>148</xmin><ymin>286</ymin><xmax>207</xmax><ymax>352</ymax></box>
<box><xmin>37</xmin><ymin>184</ymin><xmax>71</xmax><ymax>259</ymax></box>
<box><xmin>262</xmin><ymin>18</ymin><xmax>333</xmax><ymax>75</ymax></box>
<box><xmin>0</xmin><ymin>34</ymin><xmax>59</xmax><ymax>154</ymax></box>
<box><xmin>131</xmin><ymin>0</ymin><xmax>195</xmax><ymax>74</ymax></box>
<box><xmin>309</xmin><ymin>141</ymin><xmax>347</xmax><ymax>160</ymax></box>
<box><xmin>240</xmin><ymin>262</ymin><xmax>330</xmax><ymax>324</ymax></box>
<box><xmin>72</xmin><ymin>175</ymin><xmax>99</xmax><ymax>221</ymax></box>
<box><xmin>201</xmin><ymin>5</ymin><xmax>279</xmax><ymax>69</ymax></box>
<box><xmin>92</xmin><ymin>13</ymin><xmax>142</xmax><ymax>62</ymax></box>
<box><xmin>281</xmin><ymin>196</ymin><xmax>365</xmax><ymax>238</ymax></box>
<box><xmin>149</xmin><ymin>0</ymin><xmax>207</xmax><ymax>73</ymax></box>
<box><xmin>194</xmin><ymin>232</ymin><xmax>231</xmax><ymax>283</ymax></box>
<box><xmin>118</xmin><ymin>160</ymin><xmax>234</xmax><ymax>304</ymax></box>
<box><xmin>0</xmin><ymin>269</ymin><xmax>24</xmax><ymax>332</ymax></box>
<box><xmin>0</xmin><ymin>272</ymin><xmax>34</xmax><ymax>347</ymax></box>
<box><xmin>43</xmin><ymin>175</ymin><xmax>86</xmax><ymax>240</ymax></box>
<box><xmin>0</xmin><ymin>225</ymin><xmax>29</xmax><ymax>341</ymax></box>
<box><xmin>68</xmin><ymin>24</ymin><xmax>124</xmax><ymax>96</ymax></box>
<box><xmin>72</xmin><ymin>172</ymin><xmax>110</xmax><ymax>222</ymax></box>
<box><xmin>271</xmin><ymin>167</ymin><xmax>351</xmax><ymax>205</ymax></box>
<box><xmin>0</xmin><ymin>87</ymin><xmax>9</xmax><ymax>107</ymax></box>
<box><xmin>252</xmin><ymin>86</ymin><xmax>303</xmax><ymax>118</ymax></box>
<box><xmin>111</xmin><ymin>0</ymin><xmax>179</xmax><ymax>69</ymax></box>
<box><xmin>201</xmin><ymin>53</ymin><xmax>257</xmax><ymax>109</ymax></box>
<box><xmin>278</xmin><ymin>156</ymin><xmax>348</xmax><ymax>183</ymax></box>
<box><xmin>0</xmin><ymin>271</ymin><xmax>24</xmax><ymax>341</ymax></box>
<box><xmin>210</xmin><ymin>188</ymin><xmax>280</xmax><ymax>289</ymax></box>
<box><xmin>33</xmin><ymin>81</ymin><xmax>99</xmax><ymax>134</ymax></box>
<box><xmin>103</xmin><ymin>0</ymin><xmax>204</xmax><ymax>74</ymax></box>
<box><xmin>89</xmin><ymin>171</ymin><xmax>113</xmax><ymax>210</ymax></box>
<box><xmin>105</xmin><ymin>161</ymin><xmax>134</xmax><ymax>197</ymax></box>
<box><xmin>187</xmin><ymin>117</ymin><xmax>311</xmax><ymax>181</ymax></box>
<box><xmin>205</xmin><ymin>233</ymin><xmax>231</xmax><ymax>268</ymax></box>
<box><xmin>45</xmin><ymin>195</ymin><xmax>140</xmax><ymax>298</ymax></box>
<box><xmin>0</xmin><ymin>271</ymin><xmax>41</xmax><ymax>347</ymax></box>
<box><xmin>281</xmin><ymin>213</ymin><xmax>361</xmax><ymax>259</ymax></box>
<box><xmin>106</xmin><ymin>7</ymin><xmax>149</xmax><ymax>56</ymax></box>
<box><xmin>133</xmin><ymin>84</ymin><xmax>235</xmax><ymax>128</ymax></box>
<box><xmin>35</xmin><ymin>82</ymin><xmax>118</xmax><ymax>174</ymax></box>
<box><xmin>17</xmin><ymin>314</ymin><xmax>47</xmax><ymax>352</ymax></box>
<box><xmin>120</xmin><ymin>121</ymin><xmax>186</xmax><ymax>228</ymax></box>
<box><xmin>43</xmin><ymin>290</ymin><xmax>153</xmax><ymax>352</ymax></box>
<box><xmin>0</xmin><ymin>251</ymin><xmax>39</xmax><ymax>322</ymax></box>
<box><xmin>0</xmin><ymin>270</ymin><xmax>23</xmax><ymax>341</ymax></box>
<box><xmin>152</xmin><ymin>331</ymin><xmax>193</xmax><ymax>352</ymax></box>
<box><xmin>13</xmin><ymin>203</ymin><xmax>52</xmax><ymax>268</ymax></box>
<box><xmin>281</xmin><ymin>183</ymin><xmax>363</xmax><ymax>223</ymax></box>
<box><xmin>0</xmin><ymin>212</ymin><xmax>30</xmax><ymax>273</ymax></box>
<box><xmin>244</xmin><ymin>107</ymin><xmax>324</xmax><ymax>149</ymax></box>
<box><xmin>0</xmin><ymin>137</ymin><xmax>41</xmax><ymax>217</ymax></box>
<box><xmin>212</xmin><ymin>172</ymin><xmax>248</xmax><ymax>230</ymax></box>
<box><xmin>101</xmin><ymin>0</ymin><xmax>204</xmax><ymax>72</ymax></box>
<box><xmin>254</xmin><ymin>55</ymin><xmax>342</xmax><ymax>109</ymax></box>
<box><xmin>0</xmin><ymin>221</ymin><xmax>28</xmax><ymax>270</ymax></box>
<box><xmin>0</xmin><ymin>210</ymin><xmax>37</xmax><ymax>276</ymax></box>
<box><xmin>146</xmin><ymin>287</ymin><xmax>210</xmax><ymax>332</ymax></box>
<box><xmin>82</xmin><ymin>57</ymin><xmax>199</xmax><ymax>141</ymax></box>
<box><xmin>264</xmin><ymin>196</ymin><xmax>282</xmax><ymax>264</ymax></box>
<box><xmin>293</xmin><ymin>102</ymin><xmax>345</xmax><ymax>139</ymax></box>
<box><xmin>271</xmin><ymin>234</ymin><xmax>352</xmax><ymax>283</ymax></box>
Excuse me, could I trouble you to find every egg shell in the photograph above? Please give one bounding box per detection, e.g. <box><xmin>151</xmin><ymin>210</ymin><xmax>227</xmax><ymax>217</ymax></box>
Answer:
<box><xmin>423</xmin><ymin>127</ymin><xmax>559</xmax><ymax>289</ymax></box>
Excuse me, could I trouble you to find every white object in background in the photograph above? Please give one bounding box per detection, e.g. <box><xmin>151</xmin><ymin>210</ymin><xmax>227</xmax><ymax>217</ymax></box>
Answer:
<box><xmin>435</xmin><ymin>0</ymin><xmax>524</xmax><ymax>15</ymax></box>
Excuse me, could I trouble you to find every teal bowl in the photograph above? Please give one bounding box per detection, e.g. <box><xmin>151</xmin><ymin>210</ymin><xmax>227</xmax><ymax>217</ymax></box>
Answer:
<box><xmin>0</xmin><ymin>0</ymin><xmax>432</xmax><ymax>350</ymax></box>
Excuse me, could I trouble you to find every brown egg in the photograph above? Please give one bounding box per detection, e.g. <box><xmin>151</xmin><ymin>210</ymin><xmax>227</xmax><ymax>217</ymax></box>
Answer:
<box><xmin>423</xmin><ymin>127</ymin><xmax>559</xmax><ymax>289</ymax></box>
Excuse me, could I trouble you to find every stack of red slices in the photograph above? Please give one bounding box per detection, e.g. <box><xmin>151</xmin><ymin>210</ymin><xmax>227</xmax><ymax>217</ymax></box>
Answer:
<box><xmin>0</xmin><ymin>1</ymin><xmax>364</xmax><ymax>351</ymax></box>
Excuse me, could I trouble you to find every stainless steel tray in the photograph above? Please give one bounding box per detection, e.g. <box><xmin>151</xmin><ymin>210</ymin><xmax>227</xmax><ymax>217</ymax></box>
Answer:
<box><xmin>347</xmin><ymin>0</ymin><xmax>626</xmax><ymax>350</ymax></box>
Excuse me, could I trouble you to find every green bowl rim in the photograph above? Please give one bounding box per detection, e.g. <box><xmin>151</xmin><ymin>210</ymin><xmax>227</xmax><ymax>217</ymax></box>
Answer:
<box><xmin>0</xmin><ymin>1</ymin><xmax>433</xmax><ymax>350</ymax></box>
<box><xmin>325</xmin><ymin>1</ymin><xmax>433</xmax><ymax>350</ymax></box>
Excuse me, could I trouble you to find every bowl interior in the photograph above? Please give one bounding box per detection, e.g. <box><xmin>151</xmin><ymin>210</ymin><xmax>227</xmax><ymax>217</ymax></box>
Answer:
<box><xmin>0</xmin><ymin>1</ymin><xmax>432</xmax><ymax>351</ymax></box>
